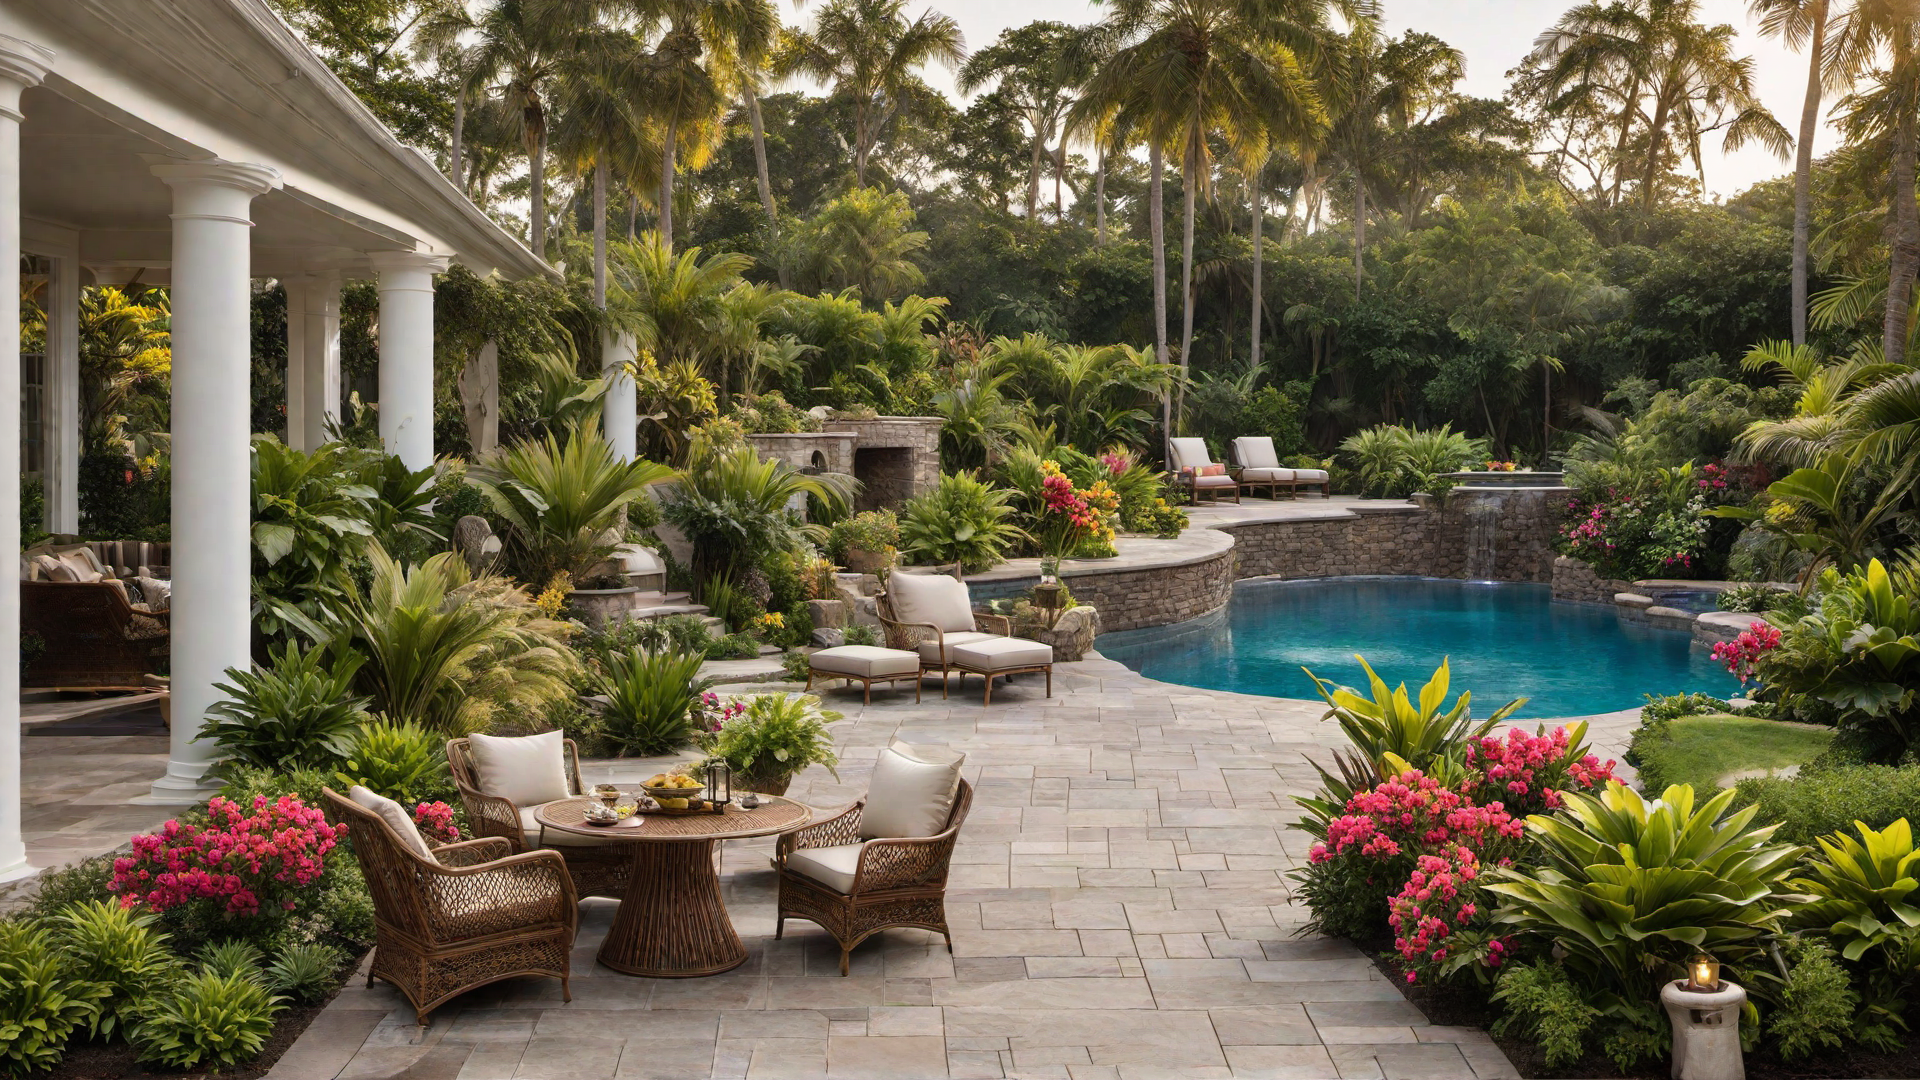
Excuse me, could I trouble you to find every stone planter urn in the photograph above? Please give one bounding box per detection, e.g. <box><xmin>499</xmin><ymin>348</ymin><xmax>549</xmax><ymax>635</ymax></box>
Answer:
<box><xmin>1661</xmin><ymin>979</ymin><xmax>1746</xmax><ymax>1080</ymax></box>
<box><xmin>569</xmin><ymin>586</ymin><xmax>647</xmax><ymax>626</ymax></box>
<box><xmin>843</xmin><ymin>547</ymin><xmax>892</xmax><ymax>575</ymax></box>
<box><xmin>734</xmin><ymin>770</ymin><xmax>793</xmax><ymax>796</ymax></box>
<box><xmin>1028</xmin><ymin>605</ymin><xmax>1100</xmax><ymax>662</ymax></box>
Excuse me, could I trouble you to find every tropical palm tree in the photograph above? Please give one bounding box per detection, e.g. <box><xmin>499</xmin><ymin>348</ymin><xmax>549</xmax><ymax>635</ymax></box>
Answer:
<box><xmin>785</xmin><ymin>186</ymin><xmax>930</xmax><ymax>301</ymax></box>
<box><xmin>959</xmin><ymin>22</ymin><xmax>1097</xmax><ymax>222</ymax></box>
<box><xmin>1752</xmin><ymin>0</ymin><xmax>1868</xmax><ymax>346</ymax></box>
<box><xmin>1073</xmin><ymin>0</ymin><xmax>1329</xmax><ymax>429</ymax></box>
<box><xmin>453</xmin><ymin>0</ymin><xmax>582</xmax><ymax>255</ymax></box>
<box><xmin>1838</xmin><ymin>0</ymin><xmax>1920</xmax><ymax>364</ymax></box>
<box><xmin>549</xmin><ymin>27</ymin><xmax>652</xmax><ymax>309</ymax></box>
<box><xmin>777</xmin><ymin>0</ymin><xmax>966</xmax><ymax>186</ymax></box>
<box><xmin>608</xmin><ymin>235</ymin><xmax>755</xmax><ymax>383</ymax></box>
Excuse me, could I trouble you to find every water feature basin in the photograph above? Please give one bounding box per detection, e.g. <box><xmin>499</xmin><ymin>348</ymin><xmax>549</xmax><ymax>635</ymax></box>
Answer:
<box><xmin>1098</xmin><ymin>576</ymin><xmax>1737</xmax><ymax>718</ymax></box>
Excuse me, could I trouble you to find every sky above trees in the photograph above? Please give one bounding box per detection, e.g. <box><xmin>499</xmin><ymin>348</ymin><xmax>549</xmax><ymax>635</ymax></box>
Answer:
<box><xmin>887</xmin><ymin>0</ymin><xmax>1837</xmax><ymax>199</ymax></box>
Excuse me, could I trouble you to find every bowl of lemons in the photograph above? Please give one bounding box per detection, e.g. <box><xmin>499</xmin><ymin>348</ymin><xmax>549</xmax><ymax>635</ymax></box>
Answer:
<box><xmin>640</xmin><ymin>771</ymin><xmax>705</xmax><ymax>809</ymax></box>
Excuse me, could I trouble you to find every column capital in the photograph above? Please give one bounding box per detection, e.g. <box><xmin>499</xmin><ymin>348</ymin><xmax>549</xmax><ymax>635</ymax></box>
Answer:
<box><xmin>148</xmin><ymin>157</ymin><xmax>281</xmax><ymax>201</ymax></box>
<box><xmin>0</xmin><ymin>35</ymin><xmax>53</xmax><ymax>121</ymax></box>
<box><xmin>369</xmin><ymin>250</ymin><xmax>453</xmax><ymax>275</ymax></box>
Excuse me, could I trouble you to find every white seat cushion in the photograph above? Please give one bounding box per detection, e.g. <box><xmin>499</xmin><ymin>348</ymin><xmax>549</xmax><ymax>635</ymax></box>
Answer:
<box><xmin>861</xmin><ymin>746</ymin><xmax>963</xmax><ymax>840</ymax></box>
<box><xmin>786</xmin><ymin>842</ymin><xmax>866</xmax><ymax>894</ymax></box>
<box><xmin>915</xmin><ymin>631</ymin><xmax>998</xmax><ymax>665</ymax></box>
<box><xmin>1169</xmin><ymin>437</ymin><xmax>1213</xmax><ymax>473</ymax></box>
<box><xmin>350</xmin><ymin>785</ymin><xmax>437</xmax><ymax>861</ymax></box>
<box><xmin>468</xmin><ymin>730</ymin><xmax>572</xmax><ymax>808</ymax></box>
<box><xmin>136</xmin><ymin>575</ymin><xmax>172</xmax><ymax>611</ymax></box>
<box><xmin>886</xmin><ymin>572</ymin><xmax>976</xmax><ymax>634</ymax></box>
<box><xmin>950</xmin><ymin>637</ymin><xmax>1054</xmax><ymax>672</ymax></box>
<box><xmin>1293</xmin><ymin>469</ymin><xmax>1330</xmax><ymax>482</ymax></box>
<box><xmin>1231</xmin><ymin>437</ymin><xmax>1282</xmax><ymax>470</ymax></box>
<box><xmin>1238</xmin><ymin>467</ymin><xmax>1296</xmax><ymax>483</ymax></box>
<box><xmin>811</xmin><ymin>645</ymin><xmax>921</xmax><ymax>678</ymax></box>
<box><xmin>519</xmin><ymin>801</ymin><xmax>614</xmax><ymax>848</ymax></box>
<box><xmin>1190</xmin><ymin>474</ymin><xmax>1238</xmax><ymax>489</ymax></box>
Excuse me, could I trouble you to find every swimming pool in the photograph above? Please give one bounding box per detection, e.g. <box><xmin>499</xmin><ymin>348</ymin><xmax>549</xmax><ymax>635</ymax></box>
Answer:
<box><xmin>1098</xmin><ymin>577</ymin><xmax>1739</xmax><ymax>718</ymax></box>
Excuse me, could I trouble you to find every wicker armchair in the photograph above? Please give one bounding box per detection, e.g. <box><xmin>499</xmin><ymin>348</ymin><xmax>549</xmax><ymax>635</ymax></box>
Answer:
<box><xmin>322</xmin><ymin>788</ymin><xmax>576</xmax><ymax>1024</ymax></box>
<box><xmin>445</xmin><ymin>737</ymin><xmax>631</xmax><ymax>900</ymax></box>
<box><xmin>876</xmin><ymin>568</ymin><xmax>1012</xmax><ymax>697</ymax></box>
<box><xmin>773</xmin><ymin>779</ymin><xmax>973</xmax><ymax>975</ymax></box>
<box><xmin>22</xmin><ymin>580</ymin><xmax>169</xmax><ymax>690</ymax></box>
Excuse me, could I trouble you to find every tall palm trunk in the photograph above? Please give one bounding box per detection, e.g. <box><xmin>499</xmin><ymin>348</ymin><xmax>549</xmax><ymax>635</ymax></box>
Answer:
<box><xmin>1250</xmin><ymin>165</ymin><xmax>1264</xmax><ymax>372</ymax></box>
<box><xmin>1886</xmin><ymin>104</ymin><xmax>1919</xmax><ymax>365</ymax></box>
<box><xmin>1178</xmin><ymin>135</ymin><xmax>1198</xmax><ymax>427</ymax></box>
<box><xmin>592</xmin><ymin>159</ymin><xmax>607</xmax><ymax>309</ymax></box>
<box><xmin>1606</xmin><ymin>76</ymin><xmax>1643</xmax><ymax>207</ymax></box>
<box><xmin>1027</xmin><ymin>131</ymin><xmax>1044</xmax><ymax>219</ymax></box>
<box><xmin>1640</xmin><ymin>81</ymin><xmax>1675</xmax><ymax>209</ymax></box>
<box><xmin>660</xmin><ymin>113</ymin><xmax>678</xmax><ymax>251</ymax></box>
<box><xmin>1095</xmin><ymin>144</ymin><xmax>1107</xmax><ymax>245</ymax></box>
<box><xmin>1151</xmin><ymin>143</ymin><xmax>1170</xmax><ymax>460</ymax></box>
<box><xmin>747</xmin><ymin>87</ymin><xmax>777</xmax><ymax>224</ymax></box>
<box><xmin>627</xmin><ymin>193</ymin><xmax>638</xmax><ymax>241</ymax></box>
<box><xmin>528</xmin><ymin>123</ymin><xmax>547</xmax><ymax>255</ymax></box>
<box><xmin>854</xmin><ymin>98</ymin><xmax>870</xmax><ymax>187</ymax></box>
<box><xmin>1055</xmin><ymin>143</ymin><xmax>1066</xmax><ymax>217</ymax></box>
<box><xmin>1792</xmin><ymin>0</ymin><xmax>1831</xmax><ymax>346</ymax></box>
<box><xmin>1352</xmin><ymin>175</ymin><xmax>1365</xmax><ymax>299</ymax></box>
<box><xmin>450</xmin><ymin>90</ymin><xmax>465</xmax><ymax>192</ymax></box>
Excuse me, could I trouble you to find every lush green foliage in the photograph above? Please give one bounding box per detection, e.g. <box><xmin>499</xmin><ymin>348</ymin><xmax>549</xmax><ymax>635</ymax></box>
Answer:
<box><xmin>50</xmin><ymin>901</ymin><xmax>177</xmax><ymax>1038</ymax></box>
<box><xmin>132</xmin><ymin>969</ymin><xmax>283</xmax><ymax>1071</ymax></box>
<box><xmin>1305</xmin><ymin>657</ymin><xmax>1519</xmax><ymax>779</ymax></box>
<box><xmin>1767</xmin><ymin>936</ymin><xmax>1860</xmax><ymax>1062</ymax></box>
<box><xmin>203</xmin><ymin>645</ymin><xmax>371</xmax><ymax>772</ymax></box>
<box><xmin>591</xmin><ymin>648</ymin><xmax>713</xmax><ymax>756</ymax></box>
<box><xmin>826</xmin><ymin>510</ymin><xmax>900</xmax><ymax>564</ymax></box>
<box><xmin>0</xmin><ymin>922</ymin><xmax>106</xmax><ymax>1078</ymax></box>
<box><xmin>264</xmin><ymin>943</ymin><xmax>346</xmax><ymax>1004</ymax></box>
<box><xmin>698</xmin><ymin>693</ymin><xmax>843</xmax><ymax>790</ymax></box>
<box><xmin>663</xmin><ymin>439</ymin><xmax>853</xmax><ymax>587</ymax></box>
<box><xmin>470</xmin><ymin>424</ymin><xmax>673</xmax><ymax>583</ymax></box>
<box><xmin>1489</xmin><ymin>960</ymin><xmax>1599</xmax><ymax>1072</ymax></box>
<box><xmin>336</xmin><ymin>718</ymin><xmax>454</xmax><ymax>806</ymax></box>
<box><xmin>898</xmin><ymin>471</ymin><xmax>1028</xmax><ymax>573</ymax></box>
<box><xmin>1790</xmin><ymin>819</ymin><xmax>1920</xmax><ymax>1032</ymax></box>
<box><xmin>1734</xmin><ymin>764</ymin><xmax>1920</xmax><ymax>846</ymax></box>
<box><xmin>1338</xmin><ymin>423</ymin><xmax>1487</xmax><ymax>498</ymax></box>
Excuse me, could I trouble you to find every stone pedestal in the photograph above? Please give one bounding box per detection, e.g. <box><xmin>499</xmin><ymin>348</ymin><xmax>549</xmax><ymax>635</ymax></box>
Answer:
<box><xmin>1030</xmin><ymin>606</ymin><xmax>1101</xmax><ymax>662</ymax></box>
<box><xmin>1661</xmin><ymin>980</ymin><xmax>1745</xmax><ymax>1080</ymax></box>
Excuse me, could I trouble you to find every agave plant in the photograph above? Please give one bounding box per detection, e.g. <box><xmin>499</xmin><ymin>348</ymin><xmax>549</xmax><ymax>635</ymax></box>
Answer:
<box><xmin>592</xmin><ymin>648</ymin><xmax>712</xmax><ymax>757</ymax></box>
<box><xmin>1791</xmin><ymin>818</ymin><xmax>1920</xmax><ymax>1027</ymax></box>
<box><xmin>1486</xmin><ymin>783</ymin><xmax>1805</xmax><ymax>1009</ymax></box>
<box><xmin>342</xmin><ymin>546</ymin><xmax>579</xmax><ymax>734</ymax></box>
<box><xmin>470</xmin><ymin>423</ymin><xmax>672</xmax><ymax>582</ymax></box>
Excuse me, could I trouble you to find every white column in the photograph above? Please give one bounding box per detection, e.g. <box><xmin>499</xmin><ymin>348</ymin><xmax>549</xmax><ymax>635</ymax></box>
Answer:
<box><xmin>147</xmin><ymin>158</ymin><xmax>281</xmax><ymax>803</ymax></box>
<box><xmin>283</xmin><ymin>278</ymin><xmax>307</xmax><ymax>449</ymax></box>
<box><xmin>0</xmin><ymin>34</ymin><xmax>51</xmax><ymax>881</ymax></box>
<box><xmin>602</xmin><ymin>330</ymin><xmax>637</xmax><ymax>461</ymax></box>
<box><xmin>43</xmin><ymin>251</ymin><xmax>79</xmax><ymax>532</ymax></box>
<box><xmin>370</xmin><ymin>252</ymin><xmax>448</xmax><ymax>469</ymax></box>
<box><xmin>301</xmin><ymin>274</ymin><xmax>341</xmax><ymax>449</ymax></box>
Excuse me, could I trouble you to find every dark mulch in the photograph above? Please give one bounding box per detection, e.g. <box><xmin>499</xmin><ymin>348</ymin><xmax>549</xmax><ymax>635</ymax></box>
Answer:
<box><xmin>41</xmin><ymin>949</ymin><xmax>367</xmax><ymax>1080</ymax></box>
<box><xmin>1360</xmin><ymin>938</ymin><xmax>1920</xmax><ymax>1080</ymax></box>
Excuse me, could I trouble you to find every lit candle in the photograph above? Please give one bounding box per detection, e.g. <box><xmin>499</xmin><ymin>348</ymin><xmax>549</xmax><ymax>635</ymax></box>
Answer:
<box><xmin>1688</xmin><ymin>955</ymin><xmax>1720</xmax><ymax>991</ymax></box>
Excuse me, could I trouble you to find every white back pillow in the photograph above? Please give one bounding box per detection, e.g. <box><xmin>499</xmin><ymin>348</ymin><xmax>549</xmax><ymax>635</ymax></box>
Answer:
<box><xmin>887</xmin><ymin>572</ymin><xmax>975</xmax><ymax>635</ymax></box>
<box><xmin>860</xmin><ymin>744</ymin><xmax>964</xmax><ymax>839</ymax></box>
<box><xmin>349</xmin><ymin>785</ymin><xmax>436</xmax><ymax>861</ymax></box>
<box><xmin>468</xmin><ymin>730</ymin><xmax>572</xmax><ymax>807</ymax></box>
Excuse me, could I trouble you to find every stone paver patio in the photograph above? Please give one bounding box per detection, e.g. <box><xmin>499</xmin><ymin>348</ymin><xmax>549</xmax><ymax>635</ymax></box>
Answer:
<box><xmin>267</xmin><ymin>657</ymin><xmax>1536</xmax><ymax>1080</ymax></box>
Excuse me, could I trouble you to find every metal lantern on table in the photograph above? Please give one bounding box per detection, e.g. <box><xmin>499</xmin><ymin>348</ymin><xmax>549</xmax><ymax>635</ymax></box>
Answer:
<box><xmin>706</xmin><ymin>761</ymin><xmax>732</xmax><ymax>808</ymax></box>
<box><xmin>1661</xmin><ymin>953</ymin><xmax>1746</xmax><ymax>1080</ymax></box>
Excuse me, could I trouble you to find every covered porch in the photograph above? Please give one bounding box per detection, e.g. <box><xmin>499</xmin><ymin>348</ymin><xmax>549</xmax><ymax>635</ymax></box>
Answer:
<box><xmin>0</xmin><ymin>1</ymin><xmax>556</xmax><ymax>881</ymax></box>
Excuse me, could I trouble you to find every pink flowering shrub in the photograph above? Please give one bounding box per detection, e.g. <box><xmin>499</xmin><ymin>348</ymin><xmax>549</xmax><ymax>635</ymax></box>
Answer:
<box><xmin>1388</xmin><ymin>845</ymin><xmax>1481</xmax><ymax>975</ymax></box>
<box><xmin>1463</xmin><ymin>726</ymin><xmax>1618</xmax><ymax>817</ymax></box>
<box><xmin>110</xmin><ymin>795</ymin><xmax>347</xmax><ymax>919</ymax></box>
<box><xmin>1709</xmin><ymin>621</ymin><xmax>1782</xmax><ymax>687</ymax></box>
<box><xmin>412</xmin><ymin>801</ymin><xmax>460</xmax><ymax>844</ymax></box>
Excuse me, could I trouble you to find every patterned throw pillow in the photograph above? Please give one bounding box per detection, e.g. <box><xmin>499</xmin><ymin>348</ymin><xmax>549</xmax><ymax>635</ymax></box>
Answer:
<box><xmin>1180</xmin><ymin>463</ymin><xmax>1227</xmax><ymax>478</ymax></box>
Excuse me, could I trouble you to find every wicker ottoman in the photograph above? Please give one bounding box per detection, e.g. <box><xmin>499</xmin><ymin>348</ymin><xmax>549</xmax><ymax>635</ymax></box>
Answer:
<box><xmin>948</xmin><ymin>637</ymin><xmax>1054</xmax><ymax>704</ymax></box>
<box><xmin>807</xmin><ymin>645</ymin><xmax>923</xmax><ymax>704</ymax></box>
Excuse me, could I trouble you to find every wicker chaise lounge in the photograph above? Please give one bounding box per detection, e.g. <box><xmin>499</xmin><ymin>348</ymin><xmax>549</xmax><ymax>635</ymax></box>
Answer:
<box><xmin>878</xmin><ymin>568</ymin><xmax>1053</xmax><ymax>703</ymax></box>
<box><xmin>324</xmin><ymin>787</ymin><xmax>576</xmax><ymax>1024</ymax></box>
<box><xmin>1228</xmin><ymin>436</ymin><xmax>1331</xmax><ymax>499</ymax></box>
<box><xmin>1169</xmin><ymin>437</ymin><xmax>1241</xmax><ymax>505</ymax></box>
<box><xmin>775</xmin><ymin>744</ymin><xmax>973</xmax><ymax>975</ymax></box>
<box><xmin>447</xmin><ymin>733</ymin><xmax>632</xmax><ymax>900</ymax></box>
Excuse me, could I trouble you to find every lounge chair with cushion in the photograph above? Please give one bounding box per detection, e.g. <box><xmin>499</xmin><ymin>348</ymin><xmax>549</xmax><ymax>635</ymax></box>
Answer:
<box><xmin>1229</xmin><ymin>437</ymin><xmax>1331</xmax><ymax>499</ymax></box>
<box><xmin>775</xmin><ymin>742</ymin><xmax>972</xmax><ymax>975</ymax></box>
<box><xmin>21</xmin><ymin>579</ymin><xmax>169</xmax><ymax>690</ymax></box>
<box><xmin>1168</xmin><ymin>437</ymin><xmax>1240</xmax><ymax>505</ymax></box>
<box><xmin>879</xmin><ymin>569</ymin><xmax>1050</xmax><ymax>701</ymax></box>
<box><xmin>447</xmin><ymin>732</ymin><xmax>631</xmax><ymax>899</ymax></box>
<box><xmin>324</xmin><ymin>786</ymin><xmax>576</xmax><ymax>1024</ymax></box>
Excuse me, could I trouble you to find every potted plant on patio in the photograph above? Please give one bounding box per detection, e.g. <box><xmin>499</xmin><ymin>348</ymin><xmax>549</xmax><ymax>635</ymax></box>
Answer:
<box><xmin>697</xmin><ymin>692</ymin><xmax>842</xmax><ymax>795</ymax></box>
<box><xmin>828</xmin><ymin>510</ymin><xmax>899</xmax><ymax>575</ymax></box>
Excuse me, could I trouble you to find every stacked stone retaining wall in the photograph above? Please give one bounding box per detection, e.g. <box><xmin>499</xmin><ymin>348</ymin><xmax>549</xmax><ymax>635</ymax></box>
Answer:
<box><xmin>1053</xmin><ymin>543</ymin><xmax>1238</xmax><ymax>633</ymax></box>
<box><xmin>1551</xmin><ymin>555</ymin><xmax>1631</xmax><ymax>604</ymax></box>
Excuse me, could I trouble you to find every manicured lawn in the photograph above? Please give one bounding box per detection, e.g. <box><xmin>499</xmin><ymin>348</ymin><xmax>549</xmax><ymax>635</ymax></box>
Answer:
<box><xmin>1633</xmin><ymin>715</ymin><xmax>1834</xmax><ymax>793</ymax></box>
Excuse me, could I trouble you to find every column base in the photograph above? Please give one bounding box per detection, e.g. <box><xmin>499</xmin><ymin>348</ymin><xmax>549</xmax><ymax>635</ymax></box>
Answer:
<box><xmin>146</xmin><ymin>762</ymin><xmax>221</xmax><ymax>805</ymax></box>
<box><xmin>0</xmin><ymin>856</ymin><xmax>37</xmax><ymax>884</ymax></box>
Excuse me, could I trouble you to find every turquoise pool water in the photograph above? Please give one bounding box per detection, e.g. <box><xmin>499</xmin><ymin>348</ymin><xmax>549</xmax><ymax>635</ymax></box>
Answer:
<box><xmin>1098</xmin><ymin>577</ymin><xmax>1739</xmax><ymax>718</ymax></box>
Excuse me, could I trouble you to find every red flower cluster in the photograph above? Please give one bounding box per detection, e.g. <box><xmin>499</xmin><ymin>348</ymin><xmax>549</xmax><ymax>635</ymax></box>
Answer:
<box><xmin>1710</xmin><ymin>621</ymin><xmax>1781</xmax><ymax>686</ymax></box>
<box><xmin>1099</xmin><ymin>450</ymin><xmax>1134</xmax><ymax>476</ymax></box>
<box><xmin>1041</xmin><ymin>472</ymin><xmax>1100</xmax><ymax>531</ymax></box>
<box><xmin>412</xmin><ymin>801</ymin><xmax>460</xmax><ymax>844</ymax></box>
<box><xmin>1696</xmin><ymin>462</ymin><xmax>1730</xmax><ymax>490</ymax></box>
<box><xmin>1312</xmin><ymin>770</ymin><xmax>1526</xmax><ymax>868</ymax></box>
<box><xmin>1388</xmin><ymin>845</ymin><xmax>1480</xmax><ymax>973</ymax></box>
<box><xmin>111</xmin><ymin>795</ymin><xmax>346</xmax><ymax>917</ymax></box>
<box><xmin>1464</xmin><ymin>726</ymin><xmax>1617</xmax><ymax>816</ymax></box>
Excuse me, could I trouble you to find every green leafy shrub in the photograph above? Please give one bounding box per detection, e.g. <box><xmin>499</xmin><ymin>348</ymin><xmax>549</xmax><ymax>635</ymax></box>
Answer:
<box><xmin>1733</xmin><ymin>764</ymin><xmax>1920</xmax><ymax>845</ymax></box>
<box><xmin>826</xmin><ymin>510</ymin><xmax>899</xmax><ymax>565</ymax></box>
<box><xmin>1718</xmin><ymin>583</ymin><xmax>1790</xmax><ymax>614</ymax></box>
<box><xmin>1485</xmin><ymin>783</ymin><xmax>1803</xmax><ymax>1071</ymax></box>
<box><xmin>23</xmin><ymin>854</ymin><xmax>115</xmax><ymax>919</ymax></box>
<box><xmin>52</xmin><ymin>901</ymin><xmax>177</xmax><ymax>1037</ymax></box>
<box><xmin>1641</xmin><ymin>691</ymin><xmax>1731</xmax><ymax>724</ymax></box>
<box><xmin>580</xmin><ymin>614</ymin><xmax>713</xmax><ymax>669</ymax></box>
<box><xmin>698</xmin><ymin>692</ymin><xmax>842</xmax><ymax>792</ymax></box>
<box><xmin>335</xmin><ymin>718</ymin><xmax>453</xmax><ymax>806</ymax></box>
<box><xmin>898</xmin><ymin>471</ymin><xmax>1027</xmax><ymax>573</ymax></box>
<box><xmin>592</xmin><ymin>648</ymin><xmax>712</xmax><ymax>756</ymax></box>
<box><xmin>469</xmin><ymin>425</ymin><xmax>672</xmax><ymax>582</ymax></box>
<box><xmin>0</xmin><ymin>922</ymin><xmax>106</xmax><ymax>1078</ymax></box>
<box><xmin>780</xmin><ymin>648</ymin><xmax>812</xmax><ymax>682</ymax></box>
<box><xmin>196</xmin><ymin>940</ymin><xmax>266</xmax><ymax>981</ymax></box>
<box><xmin>1790</xmin><ymin>818</ymin><xmax>1920</xmax><ymax>1036</ymax></box>
<box><xmin>1338</xmin><ymin>423</ymin><xmax>1485</xmax><ymax>498</ymax></box>
<box><xmin>1305</xmin><ymin>657</ymin><xmax>1520</xmax><ymax>779</ymax></box>
<box><xmin>1768</xmin><ymin>936</ymin><xmax>1860</xmax><ymax>1061</ymax></box>
<box><xmin>219</xmin><ymin>765</ymin><xmax>335</xmax><ymax>813</ymax></box>
<box><xmin>265</xmin><ymin>943</ymin><xmax>346</xmax><ymax>1004</ymax></box>
<box><xmin>1120</xmin><ymin>495</ymin><xmax>1187</xmax><ymax>538</ymax></box>
<box><xmin>663</xmin><ymin>441</ymin><xmax>851</xmax><ymax>587</ymax></box>
<box><xmin>132</xmin><ymin>970</ymin><xmax>283</xmax><ymax>1071</ymax></box>
<box><xmin>843</xmin><ymin>625</ymin><xmax>879</xmax><ymax>647</ymax></box>
<box><xmin>706</xmin><ymin>631</ymin><xmax>761</xmax><ymax>660</ymax></box>
<box><xmin>203</xmin><ymin>645</ymin><xmax>370</xmax><ymax>772</ymax></box>
<box><xmin>1490</xmin><ymin>960</ymin><xmax>1598</xmax><ymax>1072</ymax></box>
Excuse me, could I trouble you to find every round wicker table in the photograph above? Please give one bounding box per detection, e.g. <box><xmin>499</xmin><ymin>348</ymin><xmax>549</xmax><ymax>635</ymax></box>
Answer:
<box><xmin>536</xmin><ymin>795</ymin><xmax>811</xmax><ymax>978</ymax></box>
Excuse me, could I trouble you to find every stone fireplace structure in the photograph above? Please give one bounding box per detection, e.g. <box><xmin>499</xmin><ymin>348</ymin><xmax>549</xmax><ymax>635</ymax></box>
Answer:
<box><xmin>747</xmin><ymin>416</ymin><xmax>941</xmax><ymax>512</ymax></box>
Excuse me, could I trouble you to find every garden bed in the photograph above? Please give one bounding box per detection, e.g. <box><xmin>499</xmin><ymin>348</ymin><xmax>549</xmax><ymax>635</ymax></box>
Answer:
<box><xmin>39</xmin><ymin>947</ymin><xmax>366</xmax><ymax>1080</ymax></box>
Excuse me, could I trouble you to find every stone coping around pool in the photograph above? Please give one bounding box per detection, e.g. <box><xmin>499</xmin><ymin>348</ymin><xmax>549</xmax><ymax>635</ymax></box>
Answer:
<box><xmin>967</xmin><ymin>493</ymin><xmax>1565</xmax><ymax>634</ymax></box>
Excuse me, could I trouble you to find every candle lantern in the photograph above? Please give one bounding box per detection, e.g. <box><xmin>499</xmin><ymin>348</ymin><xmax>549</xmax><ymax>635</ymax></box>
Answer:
<box><xmin>1687</xmin><ymin>955</ymin><xmax>1721</xmax><ymax>993</ymax></box>
<box><xmin>706</xmin><ymin>761</ymin><xmax>732</xmax><ymax>808</ymax></box>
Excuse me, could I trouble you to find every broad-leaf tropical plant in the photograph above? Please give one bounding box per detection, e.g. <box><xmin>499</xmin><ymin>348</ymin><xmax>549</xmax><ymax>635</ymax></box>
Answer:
<box><xmin>202</xmin><ymin>645</ymin><xmax>370</xmax><ymax>773</ymax></box>
<box><xmin>897</xmin><ymin>470</ymin><xmax>1029</xmax><ymax>573</ymax></box>
<box><xmin>1306</xmin><ymin>656</ymin><xmax>1521</xmax><ymax>779</ymax></box>
<box><xmin>471</xmin><ymin>422</ymin><xmax>672</xmax><ymax>583</ymax></box>
<box><xmin>1791</xmin><ymin>817</ymin><xmax>1920</xmax><ymax>1028</ymax></box>
<box><xmin>662</xmin><ymin>437</ymin><xmax>854</xmax><ymax>586</ymax></box>
<box><xmin>592</xmin><ymin>647</ymin><xmax>713</xmax><ymax>757</ymax></box>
